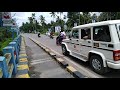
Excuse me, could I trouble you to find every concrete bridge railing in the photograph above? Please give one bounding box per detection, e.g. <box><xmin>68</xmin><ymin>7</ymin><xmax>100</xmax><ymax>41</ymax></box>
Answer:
<box><xmin>0</xmin><ymin>35</ymin><xmax>21</xmax><ymax>78</ymax></box>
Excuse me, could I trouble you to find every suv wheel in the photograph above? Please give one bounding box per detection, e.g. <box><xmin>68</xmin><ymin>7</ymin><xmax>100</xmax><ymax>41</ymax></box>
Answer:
<box><xmin>90</xmin><ymin>55</ymin><xmax>107</xmax><ymax>74</ymax></box>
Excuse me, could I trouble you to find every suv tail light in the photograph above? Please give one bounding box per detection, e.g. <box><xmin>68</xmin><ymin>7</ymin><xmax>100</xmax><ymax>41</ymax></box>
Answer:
<box><xmin>14</xmin><ymin>51</ymin><xmax>16</xmax><ymax>56</ymax></box>
<box><xmin>113</xmin><ymin>50</ymin><xmax>120</xmax><ymax>61</ymax></box>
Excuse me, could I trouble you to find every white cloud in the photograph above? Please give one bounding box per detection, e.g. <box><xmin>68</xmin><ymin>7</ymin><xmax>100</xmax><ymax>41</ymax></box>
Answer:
<box><xmin>11</xmin><ymin>12</ymin><xmax>68</xmax><ymax>27</ymax></box>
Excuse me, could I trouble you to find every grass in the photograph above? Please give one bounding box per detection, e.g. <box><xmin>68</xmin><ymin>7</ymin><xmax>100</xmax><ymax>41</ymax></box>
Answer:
<box><xmin>0</xmin><ymin>38</ymin><xmax>13</xmax><ymax>56</ymax></box>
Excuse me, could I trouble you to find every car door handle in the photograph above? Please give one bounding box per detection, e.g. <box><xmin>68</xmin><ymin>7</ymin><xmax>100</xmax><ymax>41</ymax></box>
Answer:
<box><xmin>88</xmin><ymin>41</ymin><xmax>91</xmax><ymax>43</ymax></box>
<box><xmin>70</xmin><ymin>39</ymin><xmax>71</xmax><ymax>40</ymax></box>
<box><xmin>76</xmin><ymin>40</ymin><xmax>78</xmax><ymax>41</ymax></box>
<box><xmin>71</xmin><ymin>42</ymin><xmax>74</xmax><ymax>44</ymax></box>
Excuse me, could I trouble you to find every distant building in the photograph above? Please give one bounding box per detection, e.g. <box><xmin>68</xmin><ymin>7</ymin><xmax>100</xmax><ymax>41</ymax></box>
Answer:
<box><xmin>55</xmin><ymin>26</ymin><xmax>61</xmax><ymax>33</ymax></box>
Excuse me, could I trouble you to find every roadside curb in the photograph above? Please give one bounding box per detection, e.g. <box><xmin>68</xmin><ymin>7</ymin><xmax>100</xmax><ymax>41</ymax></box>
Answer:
<box><xmin>29</xmin><ymin>37</ymin><xmax>87</xmax><ymax>78</ymax></box>
<box><xmin>16</xmin><ymin>36</ymin><xmax>30</xmax><ymax>78</ymax></box>
<box><xmin>55</xmin><ymin>58</ymin><xmax>68</xmax><ymax>68</ymax></box>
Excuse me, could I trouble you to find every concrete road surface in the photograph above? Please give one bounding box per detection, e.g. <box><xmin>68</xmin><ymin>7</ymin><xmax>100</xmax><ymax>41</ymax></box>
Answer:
<box><xmin>24</xmin><ymin>36</ymin><xmax>74</xmax><ymax>78</ymax></box>
<box><xmin>23</xmin><ymin>33</ymin><xmax>120</xmax><ymax>78</ymax></box>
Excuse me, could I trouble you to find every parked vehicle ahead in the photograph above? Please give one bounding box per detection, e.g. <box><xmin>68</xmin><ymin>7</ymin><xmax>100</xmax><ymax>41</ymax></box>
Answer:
<box><xmin>61</xmin><ymin>20</ymin><xmax>120</xmax><ymax>74</ymax></box>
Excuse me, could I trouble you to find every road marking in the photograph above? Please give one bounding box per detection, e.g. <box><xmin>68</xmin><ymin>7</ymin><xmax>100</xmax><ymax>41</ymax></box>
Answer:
<box><xmin>21</xmin><ymin>46</ymin><xmax>25</xmax><ymax>48</ymax></box>
<box><xmin>17</xmin><ymin>74</ymin><xmax>30</xmax><ymax>78</ymax></box>
<box><xmin>45</xmin><ymin>49</ymin><xmax>50</xmax><ymax>52</ymax></box>
<box><xmin>19</xmin><ymin>60</ymin><xmax>28</xmax><ymax>63</ymax></box>
<box><xmin>66</xmin><ymin>66</ymin><xmax>77</xmax><ymax>72</ymax></box>
<box><xmin>19</xmin><ymin>54</ymin><xmax>27</xmax><ymax>57</ymax></box>
<box><xmin>17</xmin><ymin>65</ymin><xmax>29</xmax><ymax>70</ymax></box>
<box><xmin>19</xmin><ymin>58</ymin><xmax>28</xmax><ymax>61</ymax></box>
<box><xmin>20</xmin><ymin>50</ymin><xmax>26</xmax><ymax>52</ymax></box>
<box><xmin>32</xmin><ymin>53</ymin><xmax>48</xmax><ymax>57</ymax></box>
<box><xmin>49</xmin><ymin>52</ymin><xmax>56</xmax><ymax>56</ymax></box>
<box><xmin>31</xmin><ymin>57</ymin><xmax>52</xmax><ymax>63</ymax></box>
<box><xmin>31</xmin><ymin>59</ymin><xmax>53</xmax><ymax>65</ymax></box>
<box><xmin>56</xmin><ymin>58</ymin><xmax>64</xmax><ymax>62</ymax></box>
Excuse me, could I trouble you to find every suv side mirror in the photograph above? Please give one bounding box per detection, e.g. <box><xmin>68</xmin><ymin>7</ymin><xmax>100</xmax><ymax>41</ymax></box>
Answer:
<box><xmin>68</xmin><ymin>32</ymin><xmax>72</xmax><ymax>38</ymax></box>
<box><xmin>68</xmin><ymin>35</ymin><xmax>72</xmax><ymax>38</ymax></box>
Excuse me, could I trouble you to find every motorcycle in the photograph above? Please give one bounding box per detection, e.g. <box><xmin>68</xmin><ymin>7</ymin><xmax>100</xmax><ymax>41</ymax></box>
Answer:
<box><xmin>50</xmin><ymin>33</ymin><xmax>54</xmax><ymax>39</ymax></box>
<box><xmin>50</xmin><ymin>34</ymin><xmax>54</xmax><ymax>39</ymax></box>
<box><xmin>56</xmin><ymin>35</ymin><xmax>66</xmax><ymax>45</ymax></box>
<box><xmin>38</xmin><ymin>33</ymin><xmax>41</xmax><ymax>37</ymax></box>
<box><xmin>56</xmin><ymin>36</ymin><xmax>60</xmax><ymax>45</ymax></box>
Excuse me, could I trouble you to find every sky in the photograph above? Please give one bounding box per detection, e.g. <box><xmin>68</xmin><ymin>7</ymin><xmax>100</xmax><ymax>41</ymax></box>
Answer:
<box><xmin>11</xmin><ymin>12</ymin><xmax>68</xmax><ymax>27</ymax></box>
<box><xmin>11</xmin><ymin>12</ymin><xmax>100</xmax><ymax>27</ymax></box>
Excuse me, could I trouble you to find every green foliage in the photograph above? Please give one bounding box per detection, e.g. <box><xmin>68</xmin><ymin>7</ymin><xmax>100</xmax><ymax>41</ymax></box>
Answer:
<box><xmin>0</xmin><ymin>27</ymin><xmax>12</xmax><ymax>41</ymax></box>
<box><xmin>41</xmin><ymin>28</ymin><xmax>48</xmax><ymax>34</ymax></box>
<box><xmin>66</xmin><ymin>12</ymin><xmax>92</xmax><ymax>29</ymax></box>
<box><xmin>54</xmin><ymin>32</ymin><xmax>59</xmax><ymax>36</ymax></box>
<box><xmin>98</xmin><ymin>12</ymin><xmax>120</xmax><ymax>21</ymax></box>
<box><xmin>0</xmin><ymin>32</ymin><xmax>4</xmax><ymax>41</ymax></box>
<box><xmin>39</xmin><ymin>15</ymin><xmax>46</xmax><ymax>25</ymax></box>
<box><xmin>0</xmin><ymin>27</ymin><xmax>15</xmax><ymax>56</ymax></box>
<box><xmin>0</xmin><ymin>38</ymin><xmax>12</xmax><ymax>56</ymax></box>
<box><xmin>0</xmin><ymin>39</ymin><xmax>2</xmax><ymax>55</ymax></box>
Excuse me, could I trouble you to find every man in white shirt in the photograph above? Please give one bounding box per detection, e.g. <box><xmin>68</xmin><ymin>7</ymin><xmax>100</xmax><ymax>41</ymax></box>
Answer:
<box><xmin>60</xmin><ymin>31</ymin><xmax>66</xmax><ymax>36</ymax></box>
<box><xmin>59</xmin><ymin>30</ymin><xmax>66</xmax><ymax>44</ymax></box>
<box><xmin>60</xmin><ymin>30</ymin><xmax>66</xmax><ymax>39</ymax></box>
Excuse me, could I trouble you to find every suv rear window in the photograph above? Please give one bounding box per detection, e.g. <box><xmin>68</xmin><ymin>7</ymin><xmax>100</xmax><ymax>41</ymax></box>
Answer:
<box><xmin>93</xmin><ymin>25</ymin><xmax>111</xmax><ymax>42</ymax></box>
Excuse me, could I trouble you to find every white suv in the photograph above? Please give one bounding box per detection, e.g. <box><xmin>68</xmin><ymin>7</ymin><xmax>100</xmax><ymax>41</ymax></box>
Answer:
<box><xmin>61</xmin><ymin>20</ymin><xmax>120</xmax><ymax>74</ymax></box>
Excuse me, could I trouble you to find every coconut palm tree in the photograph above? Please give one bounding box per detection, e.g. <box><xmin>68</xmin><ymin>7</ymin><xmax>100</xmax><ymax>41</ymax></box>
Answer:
<box><xmin>39</xmin><ymin>15</ymin><xmax>45</xmax><ymax>25</ymax></box>
<box><xmin>39</xmin><ymin>15</ymin><xmax>46</xmax><ymax>32</ymax></box>
<box><xmin>50</xmin><ymin>12</ymin><xmax>56</xmax><ymax>22</ymax></box>
<box><xmin>57</xmin><ymin>12</ymin><xmax>63</xmax><ymax>19</ymax></box>
<box><xmin>32</xmin><ymin>13</ymin><xmax>36</xmax><ymax>32</ymax></box>
<box><xmin>56</xmin><ymin>12</ymin><xmax>64</xmax><ymax>28</ymax></box>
